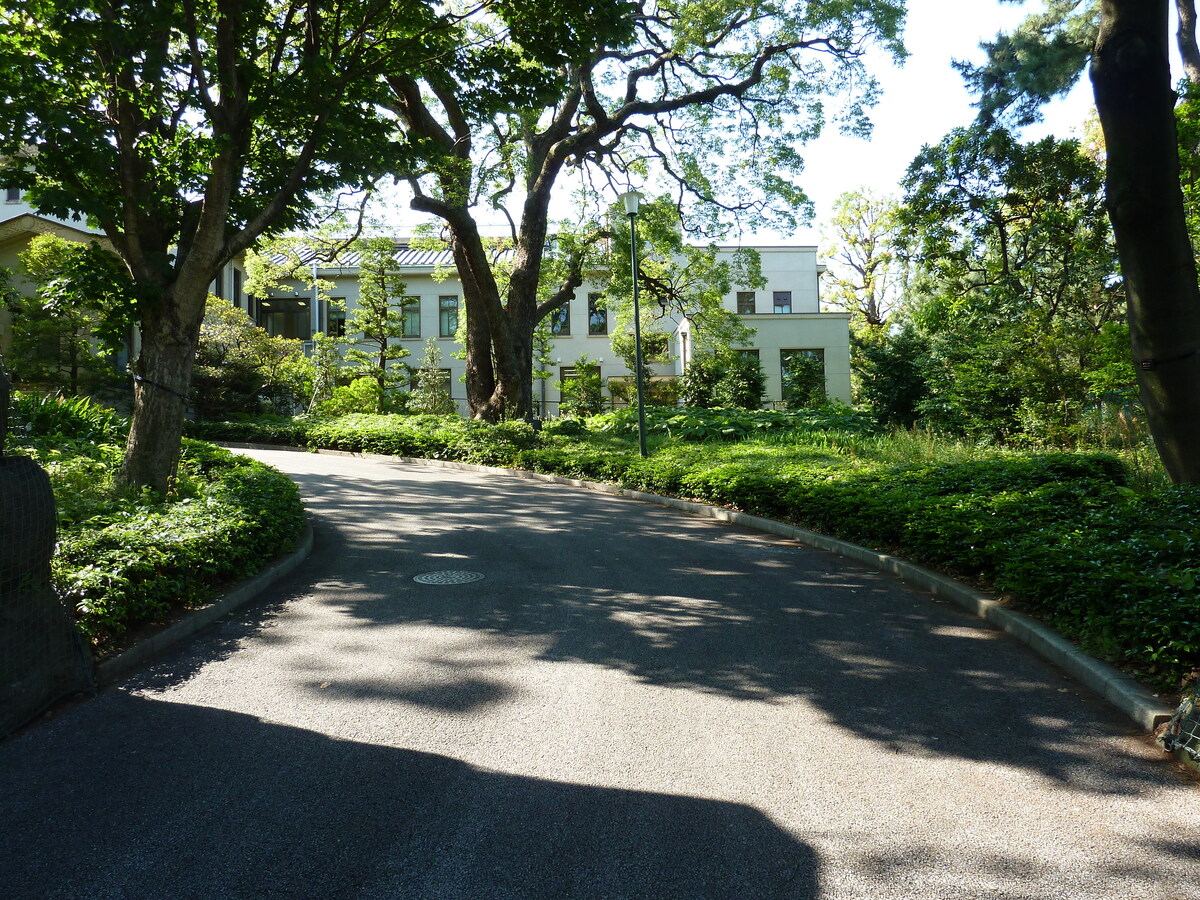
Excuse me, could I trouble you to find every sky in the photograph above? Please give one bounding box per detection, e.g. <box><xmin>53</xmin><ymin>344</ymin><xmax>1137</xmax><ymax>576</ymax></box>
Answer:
<box><xmin>788</xmin><ymin>0</ymin><xmax>1096</xmax><ymax>245</ymax></box>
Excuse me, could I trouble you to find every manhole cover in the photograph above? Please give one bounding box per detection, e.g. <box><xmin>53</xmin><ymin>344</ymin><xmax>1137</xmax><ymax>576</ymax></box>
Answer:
<box><xmin>413</xmin><ymin>570</ymin><xmax>485</xmax><ymax>585</ymax></box>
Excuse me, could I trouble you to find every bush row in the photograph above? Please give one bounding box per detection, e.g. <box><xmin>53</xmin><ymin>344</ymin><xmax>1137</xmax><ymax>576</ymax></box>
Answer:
<box><xmin>191</xmin><ymin>410</ymin><xmax>1196</xmax><ymax>689</ymax></box>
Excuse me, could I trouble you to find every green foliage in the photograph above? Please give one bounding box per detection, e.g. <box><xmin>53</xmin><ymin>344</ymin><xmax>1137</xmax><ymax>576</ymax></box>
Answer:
<box><xmin>895</xmin><ymin>126</ymin><xmax>1125</xmax><ymax>445</ymax></box>
<box><xmin>821</xmin><ymin>189</ymin><xmax>906</xmax><ymax>327</ymax></box>
<box><xmin>193</xmin><ymin>296</ymin><xmax>313</xmax><ymax>419</ymax></box>
<box><xmin>342</xmin><ymin>237</ymin><xmax>411</xmax><ymax>405</ymax></box>
<box><xmin>557</xmin><ymin>354</ymin><xmax>605</xmax><ymax>417</ymax></box>
<box><xmin>850</xmin><ymin>325</ymin><xmax>929</xmax><ymax>428</ymax></box>
<box><xmin>316</xmin><ymin>376</ymin><xmax>409</xmax><ymax>418</ymax></box>
<box><xmin>410</xmin><ymin>338</ymin><xmax>457</xmax><ymax>415</ymax></box>
<box><xmin>953</xmin><ymin>0</ymin><xmax>1097</xmax><ymax>127</ymax></box>
<box><xmin>9</xmin><ymin>234</ymin><xmax>137</xmax><ymax>394</ymax></box>
<box><xmin>7</xmin><ymin>390</ymin><xmax>128</xmax><ymax>445</ymax></box>
<box><xmin>11</xmin><ymin>394</ymin><xmax>303</xmax><ymax>652</ymax></box>
<box><xmin>781</xmin><ymin>353</ymin><xmax>827</xmax><ymax>409</ymax></box>
<box><xmin>679</xmin><ymin>351</ymin><xmax>765</xmax><ymax>409</ymax></box>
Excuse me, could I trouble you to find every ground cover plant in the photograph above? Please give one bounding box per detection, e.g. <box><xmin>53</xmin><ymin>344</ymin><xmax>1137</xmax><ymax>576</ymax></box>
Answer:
<box><xmin>190</xmin><ymin>406</ymin><xmax>1198</xmax><ymax>693</ymax></box>
<box><xmin>9</xmin><ymin>393</ymin><xmax>305</xmax><ymax>655</ymax></box>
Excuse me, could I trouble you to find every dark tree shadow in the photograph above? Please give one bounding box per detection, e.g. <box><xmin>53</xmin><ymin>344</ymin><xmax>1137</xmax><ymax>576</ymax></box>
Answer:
<box><xmin>126</xmin><ymin>456</ymin><xmax>1185</xmax><ymax>800</ymax></box>
<box><xmin>0</xmin><ymin>695</ymin><xmax>819</xmax><ymax>900</ymax></box>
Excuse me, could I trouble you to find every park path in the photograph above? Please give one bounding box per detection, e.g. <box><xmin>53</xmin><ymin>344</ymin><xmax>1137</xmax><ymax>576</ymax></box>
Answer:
<box><xmin>2</xmin><ymin>448</ymin><xmax>1198</xmax><ymax>899</ymax></box>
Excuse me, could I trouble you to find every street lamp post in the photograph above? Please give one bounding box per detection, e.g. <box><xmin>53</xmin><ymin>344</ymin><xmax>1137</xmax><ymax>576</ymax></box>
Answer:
<box><xmin>620</xmin><ymin>189</ymin><xmax>648</xmax><ymax>457</ymax></box>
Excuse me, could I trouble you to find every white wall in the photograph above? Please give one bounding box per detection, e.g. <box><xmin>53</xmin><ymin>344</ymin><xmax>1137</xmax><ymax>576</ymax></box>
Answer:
<box><xmin>259</xmin><ymin>243</ymin><xmax>853</xmax><ymax>411</ymax></box>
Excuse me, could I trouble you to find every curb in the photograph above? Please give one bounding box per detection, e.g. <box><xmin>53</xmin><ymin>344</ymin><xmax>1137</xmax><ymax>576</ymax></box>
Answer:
<box><xmin>93</xmin><ymin>522</ymin><xmax>314</xmax><ymax>687</ymax></box>
<box><xmin>222</xmin><ymin>445</ymin><xmax>1174</xmax><ymax>733</ymax></box>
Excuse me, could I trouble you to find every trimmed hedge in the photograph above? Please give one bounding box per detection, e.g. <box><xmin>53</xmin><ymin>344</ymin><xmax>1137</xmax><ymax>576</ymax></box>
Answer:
<box><xmin>190</xmin><ymin>409</ymin><xmax>1196</xmax><ymax>690</ymax></box>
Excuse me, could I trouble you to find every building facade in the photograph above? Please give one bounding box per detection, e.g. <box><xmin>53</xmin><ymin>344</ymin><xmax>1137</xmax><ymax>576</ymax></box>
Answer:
<box><xmin>258</xmin><ymin>241</ymin><xmax>851</xmax><ymax>414</ymax></box>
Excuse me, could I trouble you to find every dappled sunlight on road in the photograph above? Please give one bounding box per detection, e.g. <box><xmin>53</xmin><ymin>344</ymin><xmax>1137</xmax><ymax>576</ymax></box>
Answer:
<box><xmin>76</xmin><ymin>448</ymin><xmax>1200</xmax><ymax>900</ymax></box>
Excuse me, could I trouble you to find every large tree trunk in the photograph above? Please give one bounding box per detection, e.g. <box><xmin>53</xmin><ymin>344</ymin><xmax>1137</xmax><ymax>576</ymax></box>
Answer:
<box><xmin>117</xmin><ymin>282</ymin><xmax>208</xmax><ymax>492</ymax></box>
<box><xmin>1178</xmin><ymin>0</ymin><xmax>1200</xmax><ymax>83</ymax></box>
<box><xmin>1092</xmin><ymin>0</ymin><xmax>1200</xmax><ymax>482</ymax></box>
<box><xmin>444</xmin><ymin>210</ymin><xmax>538</xmax><ymax>422</ymax></box>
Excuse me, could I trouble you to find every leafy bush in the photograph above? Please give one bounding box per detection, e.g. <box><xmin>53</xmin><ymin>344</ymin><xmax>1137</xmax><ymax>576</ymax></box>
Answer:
<box><xmin>12</xmin><ymin>393</ymin><xmax>305</xmax><ymax>654</ymax></box>
<box><xmin>679</xmin><ymin>351</ymin><xmax>765</xmax><ymax>409</ymax></box>
<box><xmin>317</xmin><ymin>377</ymin><xmax>410</xmax><ymax>417</ymax></box>
<box><xmin>558</xmin><ymin>355</ymin><xmax>605</xmax><ymax>417</ymax></box>
<box><xmin>8</xmin><ymin>391</ymin><xmax>128</xmax><ymax>444</ymax></box>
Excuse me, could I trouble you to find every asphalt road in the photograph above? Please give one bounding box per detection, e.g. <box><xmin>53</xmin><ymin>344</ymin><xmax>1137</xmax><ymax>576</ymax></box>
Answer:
<box><xmin>3</xmin><ymin>449</ymin><xmax>1198</xmax><ymax>899</ymax></box>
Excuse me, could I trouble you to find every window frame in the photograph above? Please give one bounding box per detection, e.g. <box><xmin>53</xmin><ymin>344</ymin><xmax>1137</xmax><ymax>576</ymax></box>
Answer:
<box><xmin>587</xmin><ymin>293</ymin><xmax>608</xmax><ymax>335</ymax></box>
<box><xmin>438</xmin><ymin>295</ymin><xmax>459</xmax><ymax>338</ymax></box>
<box><xmin>402</xmin><ymin>297</ymin><xmax>421</xmax><ymax>338</ymax></box>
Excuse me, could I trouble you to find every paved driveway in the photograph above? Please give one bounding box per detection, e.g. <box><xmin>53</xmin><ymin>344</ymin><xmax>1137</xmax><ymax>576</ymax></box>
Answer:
<box><xmin>3</xmin><ymin>449</ymin><xmax>1197</xmax><ymax>899</ymax></box>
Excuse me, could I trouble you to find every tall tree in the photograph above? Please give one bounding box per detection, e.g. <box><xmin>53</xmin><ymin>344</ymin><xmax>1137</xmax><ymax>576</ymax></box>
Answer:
<box><xmin>821</xmin><ymin>189</ymin><xmax>906</xmax><ymax>328</ymax></box>
<box><xmin>0</xmin><ymin>0</ymin><xmax>441</xmax><ymax>490</ymax></box>
<box><xmin>387</xmin><ymin>0</ymin><xmax>906</xmax><ymax>421</ymax></box>
<box><xmin>956</xmin><ymin>0</ymin><xmax>1200</xmax><ymax>481</ymax></box>
<box><xmin>899</xmin><ymin>125</ymin><xmax>1126</xmax><ymax>441</ymax></box>
<box><xmin>342</xmin><ymin>238</ymin><xmax>410</xmax><ymax>406</ymax></box>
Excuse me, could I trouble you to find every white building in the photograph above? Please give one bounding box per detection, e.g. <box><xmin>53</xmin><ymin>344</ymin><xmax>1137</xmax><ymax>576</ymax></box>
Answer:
<box><xmin>0</xmin><ymin>188</ymin><xmax>106</xmax><ymax>354</ymax></box>
<box><xmin>257</xmin><ymin>241</ymin><xmax>851</xmax><ymax>414</ymax></box>
<box><xmin>1</xmin><ymin>187</ymin><xmax>852</xmax><ymax>413</ymax></box>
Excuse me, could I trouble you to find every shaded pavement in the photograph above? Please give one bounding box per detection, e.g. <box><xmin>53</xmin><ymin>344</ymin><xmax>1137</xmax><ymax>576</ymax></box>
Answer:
<box><xmin>2</xmin><ymin>450</ymin><xmax>1197</xmax><ymax>898</ymax></box>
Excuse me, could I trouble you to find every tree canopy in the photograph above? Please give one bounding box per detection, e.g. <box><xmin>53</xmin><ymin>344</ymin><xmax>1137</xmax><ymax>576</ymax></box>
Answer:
<box><xmin>386</xmin><ymin>0</ymin><xmax>907</xmax><ymax>421</ymax></box>
<box><xmin>952</xmin><ymin>0</ymin><xmax>1200</xmax><ymax>481</ymax></box>
<box><xmin>0</xmin><ymin>0</ymin><xmax>445</xmax><ymax>489</ymax></box>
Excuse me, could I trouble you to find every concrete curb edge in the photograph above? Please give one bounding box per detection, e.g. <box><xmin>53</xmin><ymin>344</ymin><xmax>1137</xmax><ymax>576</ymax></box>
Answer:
<box><xmin>221</xmin><ymin>444</ymin><xmax>1173</xmax><ymax>733</ymax></box>
<box><xmin>93</xmin><ymin>522</ymin><xmax>314</xmax><ymax>687</ymax></box>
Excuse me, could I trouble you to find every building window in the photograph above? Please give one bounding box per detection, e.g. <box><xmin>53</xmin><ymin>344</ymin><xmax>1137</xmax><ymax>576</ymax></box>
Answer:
<box><xmin>773</xmin><ymin>290</ymin><xmax>792</xmax><ymax>314</ymax></box>
<box><xmin>737</xmin><ymin>348</ymin><xmax>760</xmax><ymax>362</ymax></box>
<box><xmin>4</xmin><ymin>187</ymin><xmax>20</xmax><ymax>203</ymax></box>
<box><xmin>256</xmin><ymin>298</ymin><xmax>312</xmax><ymax>340</ymax></box>
<box><xmin>439</xmin><ymin>295</ymin><xmax>458</xmax><ymax>337</ymax></box>
<box><xmin>328</xmin><ymin>304</ymin><xmax>346</xmax><ymax>338</ymax></box>
<box><xmin>737</xmin><ymin>291</ymin><xmax>756</xmax><ymax>315</ymax></box>
<box><xmin>211</xmin><ymin>265</ymin><xmax>225</xmax><ymax>300</ymax></box>
<box><xmin>402</xmin><ymin>297</ymin><xmax>421</xmax><ymax>338</ymax></box>
<box><xmin>781</xmin><ymin>348</ymin><xmax>826</xmax><ymax>407</ymax></box>
<box><xmin>588</xmin><ymin>293</ymin><xmax>607</xmax><ymax>335</ymax></box>
<box><xmin>232</xmin><ymin>269</ymin><xmax>243</xmax><ymax>309</ymax></box>
<box><xmin>550</xmin><ymin>300</ymin><xmax>570</xmax><ymax>335</ymax></box>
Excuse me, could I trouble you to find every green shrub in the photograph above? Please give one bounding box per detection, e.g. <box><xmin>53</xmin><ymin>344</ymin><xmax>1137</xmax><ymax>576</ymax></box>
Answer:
<box><xmin>53</xmin><ymin>447</ymin><xmax>304</xmax><ymax>650</ymax></box>
<box><xmin>13</xmin><ymin>394</ymin><xmax>306</xmax><ymax>654</ymax></box>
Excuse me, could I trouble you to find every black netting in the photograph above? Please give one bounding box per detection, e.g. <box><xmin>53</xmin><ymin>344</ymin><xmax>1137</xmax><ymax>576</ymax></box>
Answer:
<box><xmin>1</xmin><ymin>372</ymin><xmax>93</xmax><ymax>737</ymax></box>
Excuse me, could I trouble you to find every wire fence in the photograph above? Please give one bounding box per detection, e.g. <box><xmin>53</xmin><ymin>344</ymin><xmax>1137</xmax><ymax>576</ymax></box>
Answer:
<box><xmin>1161</xmin><ymin>694</ymin><xmax>1200</xmax><ymax>766</ymax></box>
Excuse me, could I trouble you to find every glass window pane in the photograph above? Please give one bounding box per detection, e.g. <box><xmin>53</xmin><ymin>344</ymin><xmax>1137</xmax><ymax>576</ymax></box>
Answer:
<box><xmin>439</xmin><ymin>295</ymin><xmax>458</xmax><ymax>337</ymax></box>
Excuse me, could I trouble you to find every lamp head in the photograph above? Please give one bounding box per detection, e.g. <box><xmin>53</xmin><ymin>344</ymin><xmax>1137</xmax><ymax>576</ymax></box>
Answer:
<box><xmin>619</xmin><ymin>189</ymin><xmax>643</xmax><ymax>217</ymax></box>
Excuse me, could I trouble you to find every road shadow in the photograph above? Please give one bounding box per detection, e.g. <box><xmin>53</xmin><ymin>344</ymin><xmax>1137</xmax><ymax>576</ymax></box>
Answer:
<box><xmin>0</xmin><ymin>694</ymin><xmax>819</xmax><ymax>900</ymax></box>
<box><xmin>135</xmin><ymin>458</ymin><xmax>1180</xmax><ymax>797</ymax></box>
